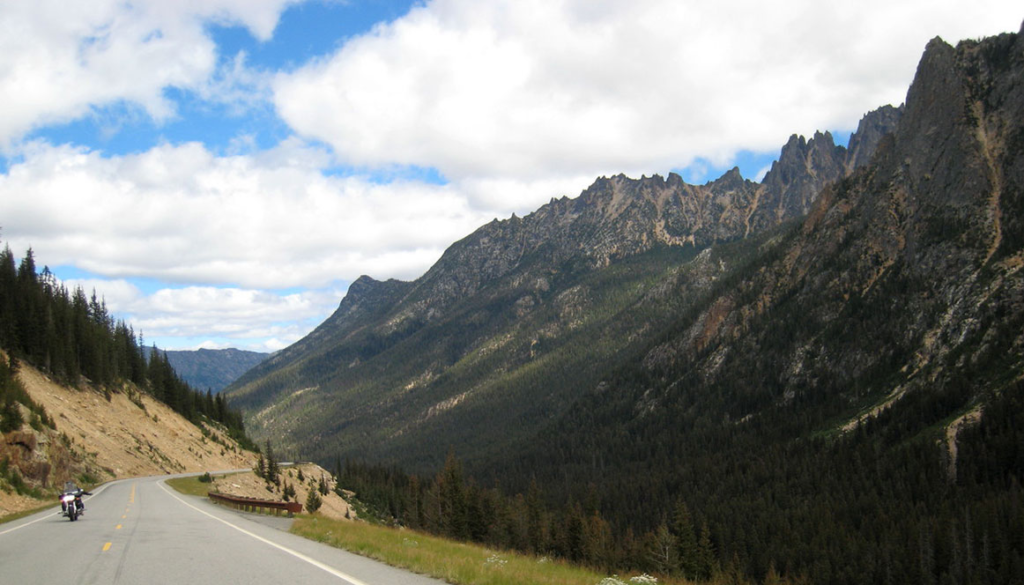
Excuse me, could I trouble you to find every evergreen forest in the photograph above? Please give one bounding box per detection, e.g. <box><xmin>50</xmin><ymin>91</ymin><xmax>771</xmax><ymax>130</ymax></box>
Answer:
<box><xmin>0</xmin><ymin>243</ymin><xmax>254</xmax><ymax>449</ymax></box>
<box><xmin>335</xmin><ymin>375</ymin><xmax>1024</xmax><ymax>585</ymax></box>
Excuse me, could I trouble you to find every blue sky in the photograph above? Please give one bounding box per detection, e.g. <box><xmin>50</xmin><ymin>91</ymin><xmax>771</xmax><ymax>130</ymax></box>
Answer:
<box><xmin>0</xmin><ymin>0</ymin><xmax>1019</xmax><ymax>352</ymax></box>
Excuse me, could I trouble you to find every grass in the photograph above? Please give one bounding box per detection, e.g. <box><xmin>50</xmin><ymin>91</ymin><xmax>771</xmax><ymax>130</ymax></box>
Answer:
<box><xmin>0</xmin><ymin>501</ymin><xmax>57</xmax><ymax>526</ymax></box>
<box><xmin>291</xmin><ymin>516</ymin><xmax>681</xmax><ymax>585</ymax></box>
<box><xmin>165</xmin><ymin>475</ymin><xmax>213</xmax><ymax>497</ymax></box>
<box><xmin>165</xmin><ymin>473</ymin><xmax>683</xmax><ymax>585</ymax></box>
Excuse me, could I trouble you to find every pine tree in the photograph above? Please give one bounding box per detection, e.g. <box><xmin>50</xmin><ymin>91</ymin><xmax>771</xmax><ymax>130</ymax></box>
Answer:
<box><xmin>673</xmin><ymin>499</ymin><xmax>699</xmax><ymax>578</ymax></box>
<box><xmin>255</xmin><ymin>452</ymin><xmax>267</xmax><ymax>480</ymax></box>
<box><xmin>264</xmin><ymin>440</ymin><xmax>279</xmax><ymax>485</ymax></box>
<box><xmin>696</xmin><ymin>521</ymin><xmax>717</xmax><ymax>580</ymax></box>
<box><xmin>526</xmin><ymin>478</ymin><xmax>548</xmax><ymax>553</ymax></box>
<box><xmin>306</xmin><ymin>486</ymin><xmax>322</xmax><ymax>513</ymax></box>
<box><xmin>437</xmin><ymin>450</ymin><xmax>468</xmax><ymax>539</ymax></box>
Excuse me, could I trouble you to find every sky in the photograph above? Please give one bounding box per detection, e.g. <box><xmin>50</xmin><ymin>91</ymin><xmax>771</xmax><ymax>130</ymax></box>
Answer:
<box><xmin>0</xmin><ymin>1</ymin><xmax>1020</xmax><ymax>353</ymax></box>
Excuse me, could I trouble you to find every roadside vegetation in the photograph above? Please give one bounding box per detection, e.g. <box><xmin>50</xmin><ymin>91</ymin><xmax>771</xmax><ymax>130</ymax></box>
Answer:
<box><xmin>0</xmin><ymin>502</ymin><xmax>55</xmax><ymax>526</ymax></box>
<box><xmin>292</xmin><ymin>515</ymin><xmax>681</xmax><ymax>585</ymax></box>
<box><xmin>166</xmin><ymin>475</ymin><xmax>215</xmax><ymax>497</ymax></box>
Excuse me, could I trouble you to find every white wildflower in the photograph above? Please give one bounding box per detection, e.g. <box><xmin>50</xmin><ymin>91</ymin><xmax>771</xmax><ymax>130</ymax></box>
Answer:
<box><xmin>484</xmin><ymin>554</ymin><xmax>508</xmax><ymax>568</ymax></box>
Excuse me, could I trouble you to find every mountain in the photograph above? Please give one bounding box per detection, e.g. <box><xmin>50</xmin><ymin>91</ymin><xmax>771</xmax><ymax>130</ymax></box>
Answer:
<box><xmin>163</xmin><ymin>348</ymin><xmax>269</xmax><ymax>393</ymax></box>
<box><xmin>491</xmin><ymin>25</ymin><xmax>1024</xmax><ymax>582</ymax></box>
<box><xmin>225</xmin><ymin>102</ymin><xmax>899</xmax><ymax>467</ymax></box>
<box><xmin>222</xmin><ymin>22</ymin><xmax>1024</xmax><ymax>583</ymax></box>
<box><xmin>0</xmin><ymin>245</ymin><xmax>257</xmax><ymax>517</ymax></box>
<box><xmin>0</xmin><ymin>351</ymin><xmax>253</xmax><ymax>517</ymax></box>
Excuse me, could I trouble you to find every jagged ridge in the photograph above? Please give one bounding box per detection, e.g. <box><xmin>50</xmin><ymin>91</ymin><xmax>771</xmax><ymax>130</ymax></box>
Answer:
<box><xmin>225</xmin><ymin>106</ymin><xmax>900</xmax><ymax>464</ymax></box>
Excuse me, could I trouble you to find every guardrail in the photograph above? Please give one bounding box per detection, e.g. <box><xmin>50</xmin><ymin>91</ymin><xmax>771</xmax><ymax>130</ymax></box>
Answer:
<box><xmin>208</xmin><ymin>491</ymin><xmax>303</xmax><ymax>517</ymax></box>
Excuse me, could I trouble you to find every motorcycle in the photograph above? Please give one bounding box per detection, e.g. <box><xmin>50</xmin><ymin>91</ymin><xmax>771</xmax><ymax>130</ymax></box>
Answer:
<box><xmin>60</xmin><ymin>489</ymin><xmax>84</xmax><ymax>521</ymax></box>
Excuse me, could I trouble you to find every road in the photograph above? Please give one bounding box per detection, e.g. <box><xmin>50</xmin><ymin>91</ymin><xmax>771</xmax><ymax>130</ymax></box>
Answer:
<box><xmin>0</xmin><ymin>474</ymin><xmax>448</xmax><ymax>585</ymax></box>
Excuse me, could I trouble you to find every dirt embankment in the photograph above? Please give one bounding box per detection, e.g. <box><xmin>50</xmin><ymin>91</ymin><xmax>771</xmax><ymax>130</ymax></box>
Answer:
<box><xmin>1</xmin><ymin>360</ymin><xmax>254</xmax><ymax>518</ymax></box>
<box><xmin>210</xmin><ymin>463</ymin><xmax>356</xmax><ymax>522</ymax></box>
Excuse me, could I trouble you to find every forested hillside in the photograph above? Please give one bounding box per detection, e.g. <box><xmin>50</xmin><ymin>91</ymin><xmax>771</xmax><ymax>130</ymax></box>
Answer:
<box><xmin>227</xmin><ymin>22</ymin><xmax>1024</xmax><ymax>585</ymax></box>
<box><xmin>225</xmin><ymin>105</ymin><xmax>901</xmax><ymax>466</ymax></box>
<box><xmin>0</xmin><ymin>244</ymin><xmax>252</xmax><ymax>448</ymax></box>
<box><xmin>485</xmin><ymin>27</ymin><xmax>1024</xmax><ymax>584</ymax></box>
<box><xmin>163</xmin><ymin>348</ymin><xmax>269</xmax><ymax>394</ymax></box>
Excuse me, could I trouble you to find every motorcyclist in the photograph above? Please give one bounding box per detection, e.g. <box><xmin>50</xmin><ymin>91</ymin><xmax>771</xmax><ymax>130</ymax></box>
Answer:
<box><xmin>60</xmin><ymin>480</ymin><xmax>92</xmax><ymax>515</ymax></box>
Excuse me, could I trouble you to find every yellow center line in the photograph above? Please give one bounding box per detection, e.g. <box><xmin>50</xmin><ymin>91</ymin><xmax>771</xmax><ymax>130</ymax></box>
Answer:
<box><xmin>102</xmin><ymin>542</ymin><xmax>112</xmax><ymax>552</ymax></box>
<box><xmin>122</xmin><ymin>514</ymin><xmax>127</xmax><ymax>519</ymax></box>
<box><xmin>115</xmin><ymin>524</ymin><xmax>122</xmax><ymax>530</ymax></box>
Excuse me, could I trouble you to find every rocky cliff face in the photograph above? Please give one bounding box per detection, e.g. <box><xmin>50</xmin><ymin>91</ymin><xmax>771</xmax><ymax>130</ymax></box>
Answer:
<box><xmin>355</xmin><ymin>106</ymin><xmax>898</xmax><ymax>329</ymax></box>
<box><xmin>225</xmin><ymin>105</ymin><xmax>900</xmax><ymax>461</ymax></box>
<box><xmin>495</xmin><ymin>27</ymin><xmax>1024</xmax><ymax>573</ymax></box>
<box><xmin>845</xmin><ymin>104</ymin><xmax>904</xmax><ymax>171</ymax></box>
<box><xmin>680</xmin><ymin>27</ymin><xmax>1022</xmax><ymax>379</ymax></box>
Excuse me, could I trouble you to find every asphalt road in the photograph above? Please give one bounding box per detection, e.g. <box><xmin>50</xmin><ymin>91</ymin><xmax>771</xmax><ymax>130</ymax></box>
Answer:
<box><xmin>0</xmin><ymin>474</ymin><xmax>448</xmax><ymax>585</ymax></box>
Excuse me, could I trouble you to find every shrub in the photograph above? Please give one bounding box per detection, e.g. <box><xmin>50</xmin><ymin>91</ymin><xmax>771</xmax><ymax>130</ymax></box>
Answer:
<box><xmin>306</xmin><ymin>487</ymin><xmax>323</xmax><ymax>513</ymax></box>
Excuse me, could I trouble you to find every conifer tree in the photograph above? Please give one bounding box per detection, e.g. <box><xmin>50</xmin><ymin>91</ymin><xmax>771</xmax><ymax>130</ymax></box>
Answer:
<box><xmin>437</xmin><ymin>450</ymin><xmax>468</xmax><ymax>539</ymax></box>
<box><xmin>306</xmin><ymin>485</ymin><xmax>322</xmax><ymax>513</ymax></box>
<box><xmin>526</xmin><ymin>478</ymin><xmax>548</xmax><ymax>553</ymax></box>
<box><xmin>672</xmin><ymin>499</ymin><xmax>699</xmax><ymax>578</ymax></box>
<box><xmin>255</xmin><ymin>452</ymin><xmax>267</xmax><ymax>480</ymax></box>
<box><xmin>696</xmin><ymin>521</ymin><xmax>717</xmax><ymax>580</ymax></box>
<box><xmin>264</xmin><ymin>440</ymin><xmax>279</xmax><ymax>485</ymax></box>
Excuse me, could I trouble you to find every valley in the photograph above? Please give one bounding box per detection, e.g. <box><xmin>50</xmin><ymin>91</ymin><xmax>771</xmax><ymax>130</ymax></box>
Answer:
<box><xmin>221</xmin><ymin>22</ymin><xmax>1024</xmax><ymax>585</ymax></box>
<box><xmin>2</xmin><ymin>16</ymin><xmax>1023</xmax><ymax>585</ymax></box>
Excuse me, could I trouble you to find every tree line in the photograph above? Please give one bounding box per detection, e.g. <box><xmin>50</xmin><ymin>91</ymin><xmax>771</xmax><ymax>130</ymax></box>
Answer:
<box><xmin>335</xmin><ymin>451</ymin><xmax>742</xmax><ymax>582</ymax></box>
<box><xmin>334</xmin><ymin>375</ymin><xmax>1024</xmax><ymax>585</ymax></box>
<box><xmin>0</xmin><ymin>243</ymin><xmax>253</xmax><ymax>448</ymax></box>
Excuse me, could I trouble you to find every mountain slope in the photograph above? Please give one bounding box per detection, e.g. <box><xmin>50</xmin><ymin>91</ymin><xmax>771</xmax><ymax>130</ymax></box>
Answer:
<box><xmin>1</xmin><ymin>354</ymin><xmax>253</xmax><ymax>517</ymax></box>
<box><xmin>488</xmin><ymin>24</ymin><xmax>1024</xmax><ymax>583</ymax></box>
<box><xmin>164</xmin><ymin>348</ymin><xmax>269</xmax><ymax>393</ymax></box>
<box><xmin>225</xmin><ymin>109</ymin><xmax>898</xmax><ymax>467</ymax></box>
<box><xmin>220</xmin><ymin>22</ymin><xmax>1024</xmax><ymax>584</ymax></box>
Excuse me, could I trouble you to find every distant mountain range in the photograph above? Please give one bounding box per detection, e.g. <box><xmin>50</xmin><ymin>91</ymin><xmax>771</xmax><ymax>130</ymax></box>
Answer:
<box><xmin>225</xmin><ymin>101</ymin><xmax>900</xmax><ymax>466</ymax></box>
<box><xmin>224</xmin><ymin>23</ymin><xmax>1024</xmax><ymax>584</ymax></box>
<box><xmin>164</xmin><ymin>348</ymin><xmax>268</xmax><ymax>393</ymax></box>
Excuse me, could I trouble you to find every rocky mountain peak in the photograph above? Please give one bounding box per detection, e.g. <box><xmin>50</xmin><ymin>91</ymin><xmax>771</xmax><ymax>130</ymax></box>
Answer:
<box><xmin>229</xmin><ymin>55</ymin><xmax>904</xmax><ymax>449</ymax></box>
<box><xmin>710</xmin><ymin>166</ymin><xmax>746</xmax><ymax>190</ymax></box>
<box><xmin>306</xmin><ymin>104</ymin><xmax>902</xmax><ymax>336</ymax></box>
<box><xmin>846</xmin><ymin>104</ymin><xmax>904</xmax><ymax>171</ymax></box>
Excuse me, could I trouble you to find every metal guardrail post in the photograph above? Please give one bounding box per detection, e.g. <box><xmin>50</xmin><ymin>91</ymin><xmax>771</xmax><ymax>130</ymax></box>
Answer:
<box><xmin>208</xmin><ymin>491</ymin><xmax>304</xmax><ymax>517</ymax></box>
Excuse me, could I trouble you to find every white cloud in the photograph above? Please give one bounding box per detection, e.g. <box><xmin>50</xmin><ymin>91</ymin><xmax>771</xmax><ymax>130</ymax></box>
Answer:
<box><xmin>0</xmin><ymin>0</ymin><xmax>301</xmax><ymax>148</ymax></box>
<box><xmin>0</xmin><ymin>140</ymin><xmax>497</xmax><ymax>289</ymax></box>
<box><xmin>4</xmin><ymin>0</ymin><xmax>1021</xmax><ymax>352</ymax></box>
<box><xmin>60</xmin><ymin>277</ymin><xmax>340</xmax><ymax>352</ymax></box>
<box><xmin>273</xmin><ymin>0</ymin><xmax>1022</xmax><ymax>184</ymax></box>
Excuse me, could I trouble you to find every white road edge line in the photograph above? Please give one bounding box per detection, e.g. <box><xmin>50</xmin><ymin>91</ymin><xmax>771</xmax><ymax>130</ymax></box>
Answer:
<box><xmin>157</xmin><ymin>481</ymin><xmax>370</xmax><ymax>585</ymax></box>
<box><xmin>0</xmin><ymin>484</ymin><xmax>107</xmax><ymax>537</ymax></box>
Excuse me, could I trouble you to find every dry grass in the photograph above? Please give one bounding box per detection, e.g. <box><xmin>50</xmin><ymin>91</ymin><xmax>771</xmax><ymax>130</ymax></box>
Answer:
<box><xmin>291</xmin><ymin>516</ymin><xmax>682</xmax><ymax>585</ymax></box>
<box><xmin>165</xmin><ymin>475</ymin><xmax>213</xmax><ymax>497</ymax></box>
<box><xmin>0</xmin><ymin>501</ymin><xmax>56</xmax><ymax>525</ymax></box>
